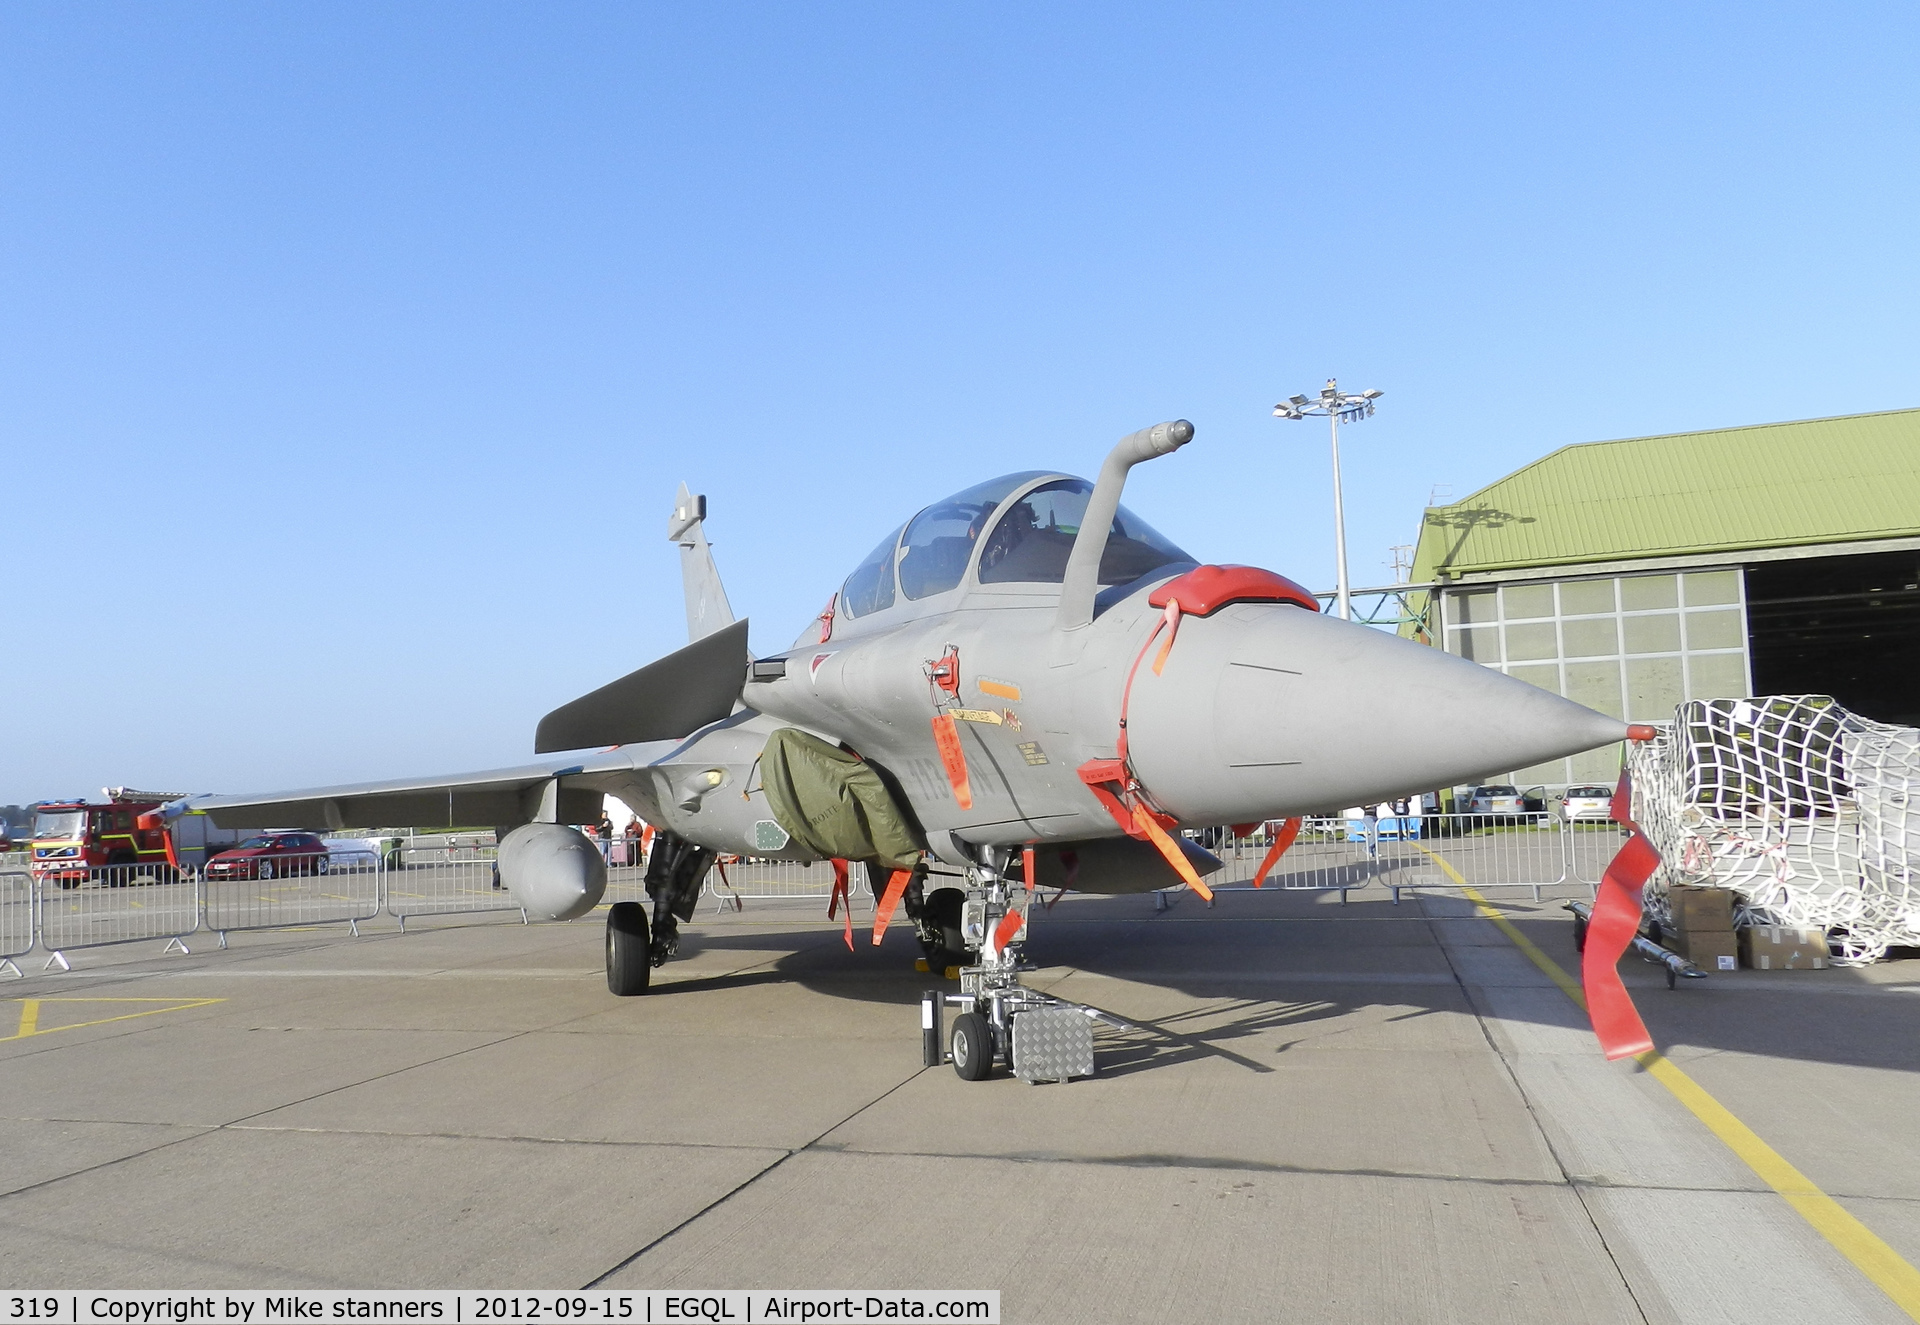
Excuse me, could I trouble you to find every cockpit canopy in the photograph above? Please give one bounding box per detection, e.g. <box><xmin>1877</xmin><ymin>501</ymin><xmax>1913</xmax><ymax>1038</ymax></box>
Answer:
<box><xmin>838</xmin><ymin>472</ymin><xmax>1193</xmax><ymax>620</ymax></box>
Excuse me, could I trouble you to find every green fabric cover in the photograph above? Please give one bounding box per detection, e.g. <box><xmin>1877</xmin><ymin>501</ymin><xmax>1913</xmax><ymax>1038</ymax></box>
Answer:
<box><xmin>760</xmin><ymin>728</ymin><xmax>923</xmax><ymax>869</ymax></box>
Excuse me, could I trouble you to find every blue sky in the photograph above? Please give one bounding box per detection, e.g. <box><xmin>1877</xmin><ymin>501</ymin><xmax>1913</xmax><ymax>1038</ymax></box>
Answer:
<box><xmin>5</xmin><ymin>2</ymin><xmax>1916</xmax><ymax>805</ymax></box>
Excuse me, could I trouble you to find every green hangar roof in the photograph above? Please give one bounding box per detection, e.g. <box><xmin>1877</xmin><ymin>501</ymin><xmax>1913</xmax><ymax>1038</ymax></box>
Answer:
<box><xmin>1411</xmin><ymin>407</ymin><xmax>1920</xmax><ymax>581</ymax></box>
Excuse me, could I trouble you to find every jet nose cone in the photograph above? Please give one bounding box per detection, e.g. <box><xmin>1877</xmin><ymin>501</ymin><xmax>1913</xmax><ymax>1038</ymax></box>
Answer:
<box><xmin>1127</xmin><ymin>604</ymin><xmax>1628</xmax><ymax>823</ymax></box>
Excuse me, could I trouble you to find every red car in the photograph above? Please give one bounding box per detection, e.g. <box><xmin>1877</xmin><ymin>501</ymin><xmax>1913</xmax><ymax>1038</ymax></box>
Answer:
<box><xmin>205</xmin><ymin>832</ymin><xmax>330</xmax><ymax>881</ymax></box>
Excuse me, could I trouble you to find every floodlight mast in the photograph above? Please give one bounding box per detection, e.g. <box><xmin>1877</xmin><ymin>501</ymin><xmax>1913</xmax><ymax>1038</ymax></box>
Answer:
<box><xmin>1272</xmin><ymin>379</ymin><xmax>1383</xmax><ymax>621</ymax></box>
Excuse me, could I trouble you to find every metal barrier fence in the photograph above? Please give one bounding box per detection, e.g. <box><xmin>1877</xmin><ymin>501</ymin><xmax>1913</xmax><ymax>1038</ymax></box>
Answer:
<box><xmin>1</xmin><ymin>870</ymin><xmax>32</xmax><ymax>977</ymax></box>
<box><xmin>204</xmin><ymin>848</ymin><xmax>383</xmax><ymax>944</ymax></box>
<box><xmin>36</xmin><ymin>861</ymin><xmax>204</xmax><ymax>965</ymax></box>
<box><xmin>0</xmin><ymin>813</ymin><xmax>1634</xmax><ymax>967</ymax></box>
<box><xmin>384</xmin><ymin>842</ymin><xmax>522</xmax><ymax>927</ymax></box>
<box><xmin>1563</xmin><ymin>821</ymin><xmax>1630</xmax><ymax>886</ymax></box>
<box><xmin>1207</xmin><ymin>813</ymin><xmax>1626</xmax><ymax>902</ymax></box>
<box><xmin>711</xmin><ymin>857</ymin><xmax>848</xmax><ymax>897</ymax></box>
<box><xmin>705</xmin><ymin>857</ymin><xmax>877</xmax><ymax>918</ymax></box>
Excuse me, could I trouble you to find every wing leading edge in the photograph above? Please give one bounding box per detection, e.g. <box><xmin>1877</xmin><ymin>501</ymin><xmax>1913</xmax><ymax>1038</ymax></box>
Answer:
<box><xmin>161</xmin><ymin>748</ymin><xmax>646</xmax><ymax>831</ymax></box>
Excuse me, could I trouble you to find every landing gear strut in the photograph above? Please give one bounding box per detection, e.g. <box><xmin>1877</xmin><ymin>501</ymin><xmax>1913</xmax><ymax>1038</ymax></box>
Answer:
<box><xmin>605</xmin><ymin>830</ymin><xmax>714</xmax><ymax>994</ymax></box>
<box><xmin>920</xmin><ymin>847</ymin><xmax>1132</xmax><ymax>1084</ymax></box>
<box><xmin>642</xmin><ymin>830</ymin><xmax>714</xmax><ymax>968</ymax></box>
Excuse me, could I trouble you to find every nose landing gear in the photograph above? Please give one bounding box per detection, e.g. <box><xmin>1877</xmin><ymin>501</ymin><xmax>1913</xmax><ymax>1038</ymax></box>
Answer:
<box><xmin>921</xmin><ymin>847</ymin><xmax>1133</xmax><ymax>1084</ymax></box>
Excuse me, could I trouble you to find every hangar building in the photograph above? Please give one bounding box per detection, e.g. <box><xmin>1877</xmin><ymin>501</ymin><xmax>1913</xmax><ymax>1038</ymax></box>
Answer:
<box><xmin>1407</xmin><ymin>407</ymin><xmax>1920</xmax><ymax>789</ymax></box>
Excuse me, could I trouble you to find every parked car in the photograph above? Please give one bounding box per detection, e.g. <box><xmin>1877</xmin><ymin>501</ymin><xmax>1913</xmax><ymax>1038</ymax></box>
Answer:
<box><xmin>1465</xmin><ymin>785</ymin><xmax>1524</xmax><ymax>814</ymax></box>
<box><xmin>1562</xmin><ymin>785</ymin><xmax>1616</xmax><ymax>821</ymax></box>
<box><xmin>323</xmin><ymin>837</ymin><xmax>385</xmax><ymax>871</ymax></box>
<box><xmin>205</xmin><ymin>832</ymin><xmax>331</xmax><ymax>880</ymax></box>
<box><xmin>1464</xmin><ymin>785</ymin><xmax>1531</xmax><ymax>826</ymax></box>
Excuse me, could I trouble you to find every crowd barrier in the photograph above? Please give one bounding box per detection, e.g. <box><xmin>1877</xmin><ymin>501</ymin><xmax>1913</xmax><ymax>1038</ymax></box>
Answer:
<box><xmin>1</xmin><ymin>814</ymin><xmax>1629</xmax><ymax>973</ymax></box>
<box><xmin>0</xmin><ymin>870</ymin><xmax>32</xmax><ymax>977</ymax></box>
<box><xmin>35</xmin><ymin>861</ymin><xmax>204</xmax><ymax>967</ymax></box>
<box><xmin>205</xmin><ymin>848</ymin><xmax>384</xmax><ymax>944</ymax></box>
<box><xmin>704</xmin><ymin>857</ymin><xmax>876</xmax><ymax>918</ymax></box>
<box><xmin>384</xmin><ymin>841</ymin><xmax>522</xmax><ymax>928</ymax></box>
<box><xmin>1207</xmin><ymin>813</ymin><xmax>1626</xmax><ymax>902</ymax></box>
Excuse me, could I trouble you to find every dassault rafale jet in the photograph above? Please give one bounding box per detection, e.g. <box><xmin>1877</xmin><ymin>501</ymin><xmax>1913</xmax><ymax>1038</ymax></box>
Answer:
<box><xmin>157</xmin><ymin>420</ymin><xmax>1625</xmax><ymax>1080</ymax></box>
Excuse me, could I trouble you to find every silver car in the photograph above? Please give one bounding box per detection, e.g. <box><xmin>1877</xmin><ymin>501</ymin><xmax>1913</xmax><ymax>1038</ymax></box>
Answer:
<box><xmin>1561</xmin><ymin>784</ymin><xmax>1615</xmax><ymax>821</ymax></box>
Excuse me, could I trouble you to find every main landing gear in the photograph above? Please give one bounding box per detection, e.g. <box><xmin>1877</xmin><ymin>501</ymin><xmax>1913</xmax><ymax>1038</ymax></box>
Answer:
<box><xmin>920</xmin><ymin>847</ymin><xmax>1133</xmax><ymax>1084</ymax></box>
<box><xmin>606</xmin><ymin>829</ymin><xmax>714</xmax><ymax>996</ymax></box>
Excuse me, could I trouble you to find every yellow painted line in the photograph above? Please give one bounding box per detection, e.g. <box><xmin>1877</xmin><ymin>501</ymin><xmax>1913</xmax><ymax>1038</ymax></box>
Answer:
<box><xmin>1415</xmin><ymin>842</ymin><xmax>1920</xmax><ymax>1321</ymax></box>
<box><xmin>0</xmin><ymin>997</ymin><xmax>225</xmax><ymax>1042</ymax></box>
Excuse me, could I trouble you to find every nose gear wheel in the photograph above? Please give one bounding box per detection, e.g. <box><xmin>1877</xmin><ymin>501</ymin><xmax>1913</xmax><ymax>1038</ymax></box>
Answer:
<box><xmin>919</xmin><ymin>846</ymin><xmax>1135</xmax><ymax>1084</ymax></box>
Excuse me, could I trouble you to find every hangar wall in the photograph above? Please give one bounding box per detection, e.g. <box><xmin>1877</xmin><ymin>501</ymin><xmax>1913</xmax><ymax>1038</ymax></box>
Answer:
<box><xmin>1441</xmin><ymin>568</ymin><xmax>1751</xmax><ymax>786</ymax></box>
<box><xmin>1408</xmin><ymin>407</ymin><xmax>1920</xmax><ymax>791</ymax></box>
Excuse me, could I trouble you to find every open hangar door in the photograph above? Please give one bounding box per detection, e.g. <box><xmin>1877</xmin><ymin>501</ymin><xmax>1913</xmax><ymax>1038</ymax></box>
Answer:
<box><xmin>1745</xmin><ymin>549</ymin><xmax>1920</xmax><ymax>727</ymax></box>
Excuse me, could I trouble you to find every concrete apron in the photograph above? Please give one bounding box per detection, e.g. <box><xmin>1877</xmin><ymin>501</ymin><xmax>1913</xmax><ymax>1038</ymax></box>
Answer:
<box><xmin>0</xmin><ymin>891</ymin><xmax>1911</xmax><ymax>1323</ymax></box>
<box><xmin>1421</xmin><ymin>891</ymin><xmax>1916</xmax><ymax>1325</ymax></box>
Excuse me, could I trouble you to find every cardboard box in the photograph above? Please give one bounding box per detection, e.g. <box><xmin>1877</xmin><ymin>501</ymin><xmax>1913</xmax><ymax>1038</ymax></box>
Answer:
<box><xmin>1677</xmin><ymin>930</ymin><xmax>1739</xmax><ymax>972</ymax></box>
<box><xmin>1739</xmin><ymin>925</ymin><xmax>1830</xmax><ymax>970</ymax></box>
<box><xmin>1668</xmin><ymin>884</ymin><xmax>1736</xmax><ymax>933</ymax></box>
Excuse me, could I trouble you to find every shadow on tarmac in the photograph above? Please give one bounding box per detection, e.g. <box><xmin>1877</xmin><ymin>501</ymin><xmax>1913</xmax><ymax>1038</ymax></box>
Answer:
<box><xmin>664</xmin><ymin>888</ymin><xmax>1920</xmax><ymax>1077</ymax></box>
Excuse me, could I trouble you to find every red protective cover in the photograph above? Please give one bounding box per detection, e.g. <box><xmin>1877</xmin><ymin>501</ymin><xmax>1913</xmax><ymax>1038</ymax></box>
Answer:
<box><xmin>1148</xmin><ymin>564</ymin><xmax>1319</xmax><ymax>616</ymax></box>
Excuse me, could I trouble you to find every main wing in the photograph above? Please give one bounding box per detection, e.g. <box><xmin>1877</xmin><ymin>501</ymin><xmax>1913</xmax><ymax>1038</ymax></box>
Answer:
<box><xmin>163</xmin><ymin>613</ymin><xmax>752</xmax><ymax>832</ymax></box>
<box><xmin>161</xmin><ymin>748</ymin><xmax>651</xmax><ymax>831</ymax></box>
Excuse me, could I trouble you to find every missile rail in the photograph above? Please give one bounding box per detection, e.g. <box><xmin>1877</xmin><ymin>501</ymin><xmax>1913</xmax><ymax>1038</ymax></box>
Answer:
<box><xmin>1564</xmin><ymin>898</ymin><xmax>1709</xmax><ymax>989</ymax></box>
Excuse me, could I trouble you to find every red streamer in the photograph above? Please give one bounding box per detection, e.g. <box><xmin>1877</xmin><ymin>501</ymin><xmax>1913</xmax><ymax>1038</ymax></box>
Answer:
<box><xmin>930</xmin><ymin>714</ymin><xmax>973</xmax><ymax>810</ymax></box>
<box><xmin>1248</xmin><ymin>817</ymin><xmax>1303</xmax><ymax>889</ymax></box>
<box><xmin>826</xmin><ymin>858</ymin><xmax>853</xmax><ymax>951</ymax></box>
<box><xmin>871</xmin><ymin>868</ymin><xmax>913</xmax><ymax>946</ymax></box>
<box><xmin>1581</xmin><ymin>771</ymin><xmax>1659</xmax><ymax>1061</ymax></box>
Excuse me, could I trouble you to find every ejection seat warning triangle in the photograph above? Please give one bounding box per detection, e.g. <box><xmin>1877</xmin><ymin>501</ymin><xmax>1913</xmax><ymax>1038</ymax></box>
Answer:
<box><xmin>2</xmin><ymin>997</ymin><xmax>225</xmax><ymax>1041</ymax></box>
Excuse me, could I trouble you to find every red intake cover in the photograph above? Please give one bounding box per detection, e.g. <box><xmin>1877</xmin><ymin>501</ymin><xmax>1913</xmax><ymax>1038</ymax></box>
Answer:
<box><xmin>1148</xmin><ymin>564</ymin><xmax>1319</xmax><ymax>616</ymax></box>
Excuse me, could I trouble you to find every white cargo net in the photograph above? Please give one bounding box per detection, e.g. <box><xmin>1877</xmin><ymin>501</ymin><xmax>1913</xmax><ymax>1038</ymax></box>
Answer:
<box><xmin>1630</xmin><ymin>695</ymin><xmax>1920</xmax><ymax>966</ymax></box>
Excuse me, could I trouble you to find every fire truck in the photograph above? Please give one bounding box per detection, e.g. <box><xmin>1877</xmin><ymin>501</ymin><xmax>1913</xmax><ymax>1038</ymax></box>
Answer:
<box><xmin>29</xmin><ymin>788</ymin><xmax>245</xmax><ymax>887</ymax></box>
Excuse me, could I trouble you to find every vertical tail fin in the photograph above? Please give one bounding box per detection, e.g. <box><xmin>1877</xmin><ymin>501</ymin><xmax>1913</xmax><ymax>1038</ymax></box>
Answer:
<box><xmin>668</xmin><ymin>483</ymin><xmax>736</xmax><ymax>644</ymax></box>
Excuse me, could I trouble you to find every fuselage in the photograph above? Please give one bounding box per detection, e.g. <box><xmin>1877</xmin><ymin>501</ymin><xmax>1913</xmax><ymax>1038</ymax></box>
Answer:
<box><xmin>620</xmin><ymin>470</ymin><xmax>1626</xmax><ymax>877</ymax></box>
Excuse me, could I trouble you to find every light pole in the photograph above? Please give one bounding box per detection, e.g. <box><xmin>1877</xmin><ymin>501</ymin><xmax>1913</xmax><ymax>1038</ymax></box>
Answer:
<box><xmin>1273</xmin><ymin>378</ymin><xmax>1383</xmax><ymax>621</ymax></box>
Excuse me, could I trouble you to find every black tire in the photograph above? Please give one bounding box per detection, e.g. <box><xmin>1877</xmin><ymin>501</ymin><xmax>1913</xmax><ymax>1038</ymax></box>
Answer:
<box><xmin>606</xmin><ymin>901</ymin><xmax>652</xmax><ymax>996</ymax></box>
<box><xmin>315</xmin><ymin>856</ymin><xmax>329</xmax><ymax>875</ymax></box>
<box><xmin>259</xmin><ymin>861</ymin><xmax>275</xmax><ymax>881</ymax></box>
<box><xmin>921</xmin><ymin>888</ymin><xmax>970</xmax><ymax>971</ymax></box>
<box><xmin>950</xmin><ymin>1011</ymin><xmax>993</xmax><ymax>1081</ymax></box>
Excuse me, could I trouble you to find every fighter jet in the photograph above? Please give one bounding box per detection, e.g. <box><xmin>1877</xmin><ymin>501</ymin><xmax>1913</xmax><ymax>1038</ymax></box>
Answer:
<box><xmin>158</xmin><ymin>420</ymin><xmax>1625</xmax><ymax>1078</ymax></box>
